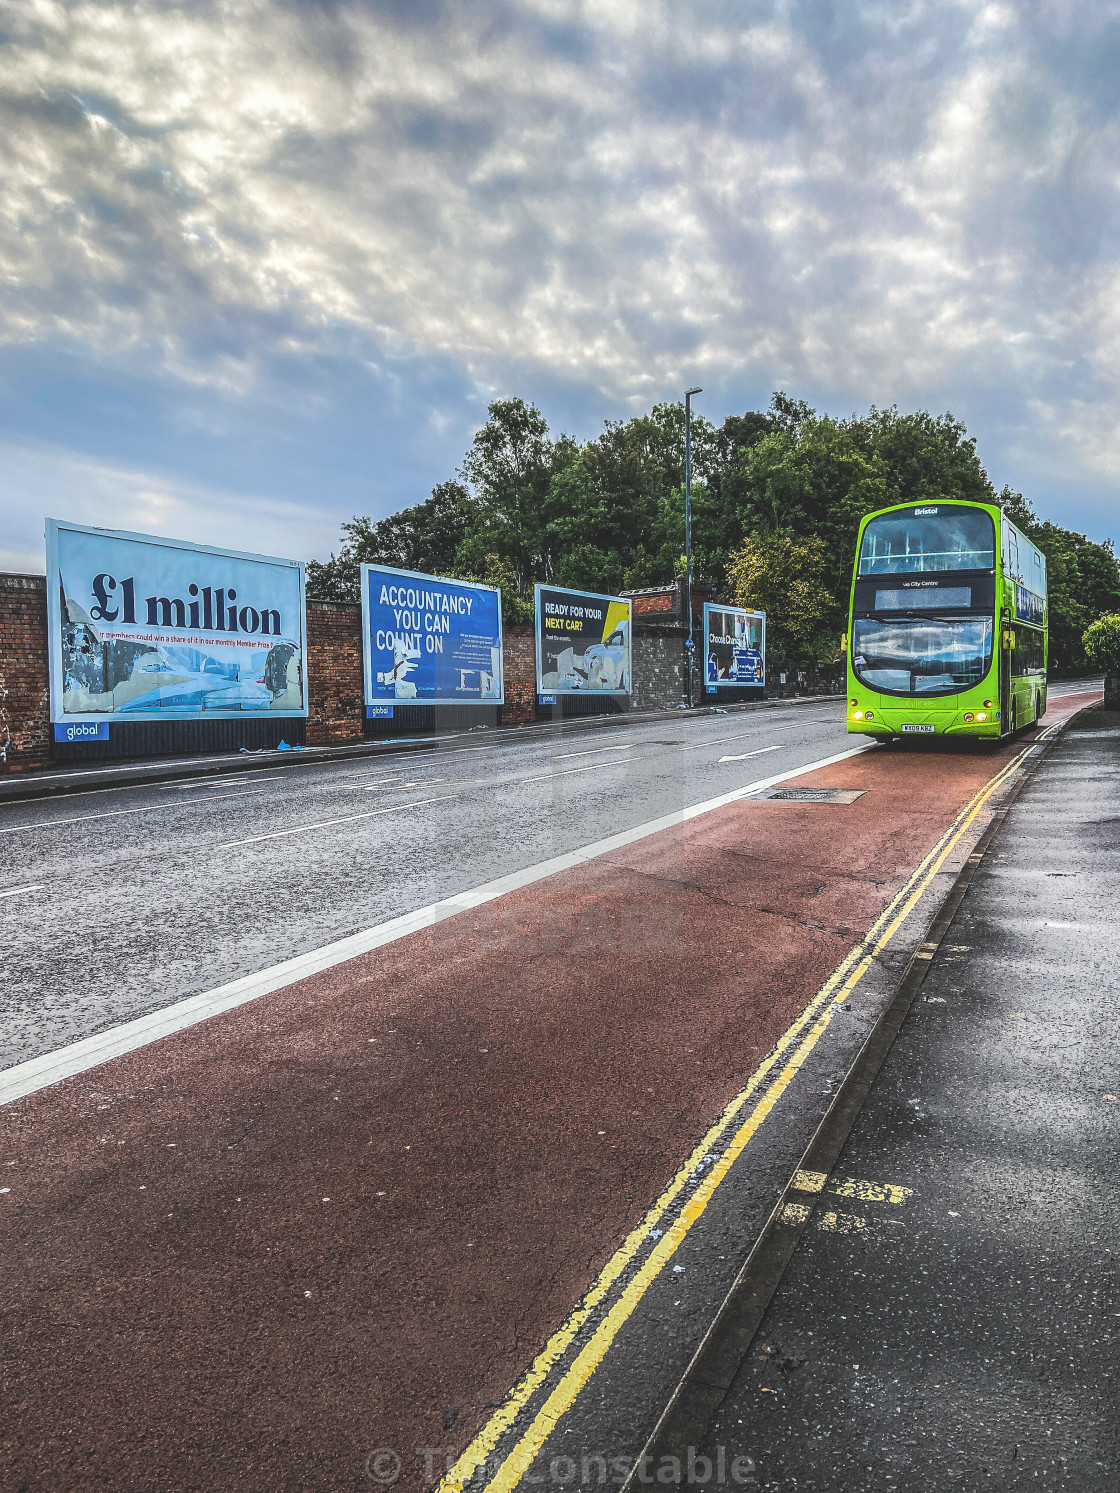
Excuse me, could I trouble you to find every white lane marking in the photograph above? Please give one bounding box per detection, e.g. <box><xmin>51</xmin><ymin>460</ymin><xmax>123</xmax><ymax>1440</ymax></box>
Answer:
<box><xmin>681</xmin><ymin>719</ymin><xmax>835</xmax><ymax>752</ymax></box>
<box><xmin>519</xmin><ymin>760</ymin><xmax>635</xmax><ymax>785</ymax></box>
<box><xmin>718</xmin><ymin>745</ymin><xmax>783</xmax><ymax>763</ymax></box>
<box><xmin>0</xmin><ymin>789</ymin><xmax>268</xmax><ymax>837</ymax></box>
<box><xmin>0</xmin><ymin>743</ymin><xmax>870</xmax><ymax>1107</ymax></box>
<box><xmin>213</xmin><ymin>795</ymin><xmax>457</xmax><ymax>850</ymax></box>
<box><xmin>365</xmin><ymin>778</ymin><xmax>448</xmax><ymax>791</ymax></box>
<box><xmin>161</xmin><ymin>772</ymin><xmax>284</xmax><ymax>791</ymax></box>
<box><xmin>0</xmin><ymin>884</ymin><xmax>44</xmax><ymax>901</ymax></box>
<box><xmin>552</xmin><ymin>744</ymin><xmax>635</xmax><ymax>760</ymax></box>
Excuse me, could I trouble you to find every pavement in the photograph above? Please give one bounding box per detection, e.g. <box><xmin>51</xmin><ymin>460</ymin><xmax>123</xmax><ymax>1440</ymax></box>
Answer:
<box><xmin>0</xmin><ymin>683</ymin><xmax>1106</xmax><ymax>1492</ymax></box>
<box><xmin>690</xmin><ymin>699</ymin><xmax>1120</xmax><ymax>1490</ymax></box>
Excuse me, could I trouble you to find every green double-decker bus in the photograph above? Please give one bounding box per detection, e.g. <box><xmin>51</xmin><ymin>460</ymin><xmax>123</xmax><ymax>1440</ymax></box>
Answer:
<box><xmin>845</xmin><ymin>500</ymin><xmax>1047</xmax><ymax>741</ymax></box>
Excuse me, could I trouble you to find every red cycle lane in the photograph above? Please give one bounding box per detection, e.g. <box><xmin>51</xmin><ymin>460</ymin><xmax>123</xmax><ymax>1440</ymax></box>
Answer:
<box><xmin>0</xmin><ymin>694</ymin><xmax>1097</xmax><ymax>1492</ymax></box>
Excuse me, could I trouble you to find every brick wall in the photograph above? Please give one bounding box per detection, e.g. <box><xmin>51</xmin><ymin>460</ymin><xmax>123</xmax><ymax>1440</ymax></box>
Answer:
<box><xmin>305</xmin><ymin>599</ymin><xmax>364</xmax><ymax>744</ymax></box>
<box><xmin>0</xmin><ymin>573</ymin><xmax>50</xmax><ymax>771</ymax></box>
<box><xmin>631</xmin><ymin>625</ymin><xmax>687</xmax><ymax>711</ymax></box>
<box><xmin>0</xmin><ymin>572</ymin><xmax>844</xmax><ymax>774</ymax></box>
<box><xmin>765</xmin><ymin>661</ymin><xmax>845</xmax><ymax>698</ymax></box>
<box><xmin>502</xmin><ymin>623</ymin><xmax>537</xmax><ymax>724</ymax></box>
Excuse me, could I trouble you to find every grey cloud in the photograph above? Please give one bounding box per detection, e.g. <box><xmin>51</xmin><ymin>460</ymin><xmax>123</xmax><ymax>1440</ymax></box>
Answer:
<box><xmin>1</xmin><ymin>0</ymin><xmax>1119</xmax><ymax>487</ymax></box>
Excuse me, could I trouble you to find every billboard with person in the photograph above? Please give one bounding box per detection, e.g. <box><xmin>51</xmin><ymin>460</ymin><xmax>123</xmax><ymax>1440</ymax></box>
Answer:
<box><xmin>535</xmin><ymin>585</ymin><xmax>631</xmax><ymax>699</ymax></box>
<box><xmin>361</xmin><ymin>565</ymin><xmax>503</xmax><ymax>711</ymax></box>
<box><xmin>703</xmin><ymin>603</ymin><xmax>765</xmax><ymax>690</ymax></box>
<box><xmin>46</xmin><ymin>519</ymin><xmax>307</xmax><ymax>726</ymax></box>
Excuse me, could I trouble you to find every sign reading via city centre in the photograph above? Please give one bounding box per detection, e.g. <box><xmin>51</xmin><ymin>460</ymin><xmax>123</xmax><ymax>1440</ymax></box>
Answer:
<box><xmin>46</xmin><ymin>519</ymin><xmax>307</xmax><ymax>723</ymax></box>
<box><xmin>535</xmin><ymin>585</ymin><xmax>631</xmax><ymax>697</ymax></box>
<box><xmin>703</xmin><ymin>603</ymin><xmax>766</xmax><ymax>691</ymax></box>
<box><xmin>361</xmin><ymin>565</ymin><xmax>504</xmax><ymax>707</ymax></box>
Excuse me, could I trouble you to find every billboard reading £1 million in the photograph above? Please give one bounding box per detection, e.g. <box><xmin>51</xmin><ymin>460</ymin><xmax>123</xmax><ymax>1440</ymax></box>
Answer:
<box><xmin>535</xmin><ymin>585</ymin><xmax>631</xmax><ymax>698</ymax></box>
<box><xmin>704</xmin><ymin>603</ymin><xmax>766</xmax><ymax>691</ymax></box>
<box><xmin>361</xmin><ymin>565</ymin><xmax>504</xmax><ymax>709</ymax></box>
<box><xmin>46</xmin><ymin>520</ymin><xmax>307</xmax><ymax>724</ymax></box>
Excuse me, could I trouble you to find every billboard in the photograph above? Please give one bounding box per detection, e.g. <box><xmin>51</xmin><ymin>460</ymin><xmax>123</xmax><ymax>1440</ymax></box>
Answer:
<box><xmin>46</xmin><ymin>520</ymin><xmax>307</xmax><ymax>723</ymax></box>
<box><xmin>535</xmin><ymin>585</ymin><xmax>631</xmax><ymax>698</ymax></box>
<box><xmin>361</xmin><ymin>565</ymin><xmax>503</xmax><ymax>708</ymax></box>
<box><xmin>703</xmin><ymin>603</ymin><xmax>765</xmax><ymax>690</ymax></box>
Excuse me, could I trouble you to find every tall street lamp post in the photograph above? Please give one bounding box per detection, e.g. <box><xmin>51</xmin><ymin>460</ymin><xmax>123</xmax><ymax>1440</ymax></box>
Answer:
<box><xmin>684</xmin><ymin>386</ymin><xmax>703</xmax><ymax>707</ymax></box>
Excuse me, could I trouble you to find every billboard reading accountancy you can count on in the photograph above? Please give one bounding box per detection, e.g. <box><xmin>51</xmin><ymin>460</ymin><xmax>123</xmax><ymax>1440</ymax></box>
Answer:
<box><xmin>703</xmin><ymin>603</ymin><xmax>766</xmax><ymax>690</ymax></box>
<box><xmin>535</xmin><ymin>585</ymin><xmax>632</xmax><ymax>699</ymax></box>
<box><xmin>46</xmin><ymin>519</ymin><xmax>307</xmax><ymax>726</ymax></box>
<box><xmin>361</xmin><ymin>565</ymin><xmax>504</xmax><ymax>712</ymax></box>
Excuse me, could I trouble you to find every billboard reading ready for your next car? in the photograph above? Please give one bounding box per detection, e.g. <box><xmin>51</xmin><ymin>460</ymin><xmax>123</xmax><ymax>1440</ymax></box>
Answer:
<box><xmin>46</xmin><ymin>520</ymin><xmax>308</xmax><ymax>723</ymax></box>
<box><xmin>534</xmin><ymin>585</ymin><xmax>631</xmax><ymax>698</ymax></box>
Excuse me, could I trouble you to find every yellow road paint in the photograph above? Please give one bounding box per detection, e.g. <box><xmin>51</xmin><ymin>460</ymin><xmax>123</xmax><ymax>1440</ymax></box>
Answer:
<box><xmin>779</xmin><ymin>1203</ymin><xmax>812</xmax><ymax>1225</ymax></box>
<box><xmin>815</xmin><ymin>1210</ymin><xmax>867</xmax><ymax>1234</ymax></box>
<box><xmin>438</xmin><ymin>740</ymin><xmax>1038</xmax><ymax>1493</ymax></box>
<box><xmin>832</xmin><ymin>1177</ymin><xmax>913</xmax><ymax>1205</ymax></box>
<box><xmin>791</xmin><ymin>1169</ymin><xmax>828</xmax><ymax>1193</ymax></box>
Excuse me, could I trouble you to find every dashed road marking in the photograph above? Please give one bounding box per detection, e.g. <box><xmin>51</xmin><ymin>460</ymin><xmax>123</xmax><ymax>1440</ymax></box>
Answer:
<box><xmin>718</xmin><ymin>746</ymin><xmax>782</xmax><ymax>764</ymax></box>
<box><xmin>815</xmin><ymin>1210</ymin><xmax>868</xmax><ymax>1234</ymax></box>
<box><xmin>213</xmin><ymin>795</ymin><xmax>457</xmax><ymax>849</ymax></box>
<box><xmin>832</xmin><ymin>1177</ymin><xmax>913</xmax><ymax>1205</ymax></box>
<box><xmin>0</xmin><ymin>788</ymin><xmax>268</xmax><ymax>837</ymax></box>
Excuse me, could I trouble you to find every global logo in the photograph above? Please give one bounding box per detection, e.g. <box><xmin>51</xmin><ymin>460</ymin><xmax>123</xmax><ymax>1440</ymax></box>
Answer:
<box><xmin>56</xmin><ymin>721</ymin><xmax>109</xmax><ymax>742</ymax></box>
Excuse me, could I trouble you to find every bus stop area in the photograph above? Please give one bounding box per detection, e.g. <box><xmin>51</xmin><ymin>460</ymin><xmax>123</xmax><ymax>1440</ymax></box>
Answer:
<box><xmin>0</xmin><ymin>687</ymin><xmax>1113</xmax><ymax>1492</ymax></box>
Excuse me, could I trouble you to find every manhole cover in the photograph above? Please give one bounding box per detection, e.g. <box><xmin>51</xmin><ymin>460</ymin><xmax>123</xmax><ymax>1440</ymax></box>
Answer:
<box><xmin>756</xmin><ymin>787</ymin><xmax>866</xmax><ymax>804</ymax></box>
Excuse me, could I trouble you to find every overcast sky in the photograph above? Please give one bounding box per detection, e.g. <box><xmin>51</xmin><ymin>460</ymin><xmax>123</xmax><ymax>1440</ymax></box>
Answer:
<box><xmin>1</xmin><ymin>0</ymin><xmax>1118</xmax><ymax>572</ymax></box>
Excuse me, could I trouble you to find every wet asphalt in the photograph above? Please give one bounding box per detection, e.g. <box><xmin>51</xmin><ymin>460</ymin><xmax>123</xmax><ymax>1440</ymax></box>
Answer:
<box><xmin>695</xmin><ymin>702</ymin><xmax>1120</xmax><ymax>1491</ymax></box>
<box><xmin>0</xmin><ymin>699</ymin><xmax>857</xmax><ymax>1070</ymax></box>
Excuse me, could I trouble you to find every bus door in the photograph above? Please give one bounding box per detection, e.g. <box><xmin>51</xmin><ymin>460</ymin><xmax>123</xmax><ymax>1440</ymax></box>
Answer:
<box><xmin>1000</xmin><ymin>610</ymin><xmax>1013</xmax><ymax>732</ymax></box>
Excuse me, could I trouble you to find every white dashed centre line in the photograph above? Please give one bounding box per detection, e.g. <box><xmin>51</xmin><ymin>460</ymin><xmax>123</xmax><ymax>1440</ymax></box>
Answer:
<box><xmin>718</xmin><ymin>745</ymin><xmax>783</xmax><ymax>763</ymax></box>
<box><xmin>0</xmin><ymin>789</ymin><xmax>269</xmax><ymax>837</ymax></box>
<box><xmin>551</xmin><ymin>743</ymin><xmax>635</xmax><ymax>760</ymax></box>
<box><xmin>214</xmin><ymin>795</ymin><xmax>458</xmax><ymax>849</ymax></box>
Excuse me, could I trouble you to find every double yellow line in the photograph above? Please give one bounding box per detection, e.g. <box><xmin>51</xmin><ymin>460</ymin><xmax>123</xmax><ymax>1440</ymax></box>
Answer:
<box><xmin>440</xmin><ymin>741</ymin><xmax>1037</xmax><ymax>1493</ymax></box>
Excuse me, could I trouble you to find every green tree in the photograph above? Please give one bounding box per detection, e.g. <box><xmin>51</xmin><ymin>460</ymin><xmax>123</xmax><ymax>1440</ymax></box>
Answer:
<box><xmin>1083</xmin><ymin>614</ymin><xmax>1120</xmax><ymax>673</ymax></box>
<box><xmin>726</xmin><ymin>532</ymin><xmax>836</xmax><ymax>663</ymax></box>
<box><xmin>726</xmin><ymin>412</ymin><xmax>887</xmax><ymax>601</ymax></box>
<box><xmin>307</xmin><ymin>481</ymin><xmax>476</xmax><ymax>602</ymax></box>
<box><xmin>456</xmin><ymin>398</ymin><xmax>575</xmax><ymax>595</ymax></box>
<box><xmin>1030</xmin><ymin>523</ymin><xmax>1120</xmax><ymax>670</ymax></box>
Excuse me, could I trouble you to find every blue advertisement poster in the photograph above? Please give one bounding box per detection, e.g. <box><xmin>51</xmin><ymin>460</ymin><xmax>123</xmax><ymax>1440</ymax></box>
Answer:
<box><xmin>46</xmin><ymin>520</ymin><xmax>307</xmax><ymax>722</ymax></box>
<box><xmin>361</xmin><ymin>565</ymin><xmax>503</xmax><ymax>706</ymax></box>
<box><xmin>704</xmin><ymin>603</ymin><xmax>766</xmax><ymax>690</ymax></box>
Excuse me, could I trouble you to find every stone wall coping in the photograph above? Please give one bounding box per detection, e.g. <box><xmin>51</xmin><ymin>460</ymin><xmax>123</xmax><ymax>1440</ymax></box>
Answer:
<box><xmin>1</xmin><ymin>571</ymin><xmax>47</xmax><ymax>590</ymax></box>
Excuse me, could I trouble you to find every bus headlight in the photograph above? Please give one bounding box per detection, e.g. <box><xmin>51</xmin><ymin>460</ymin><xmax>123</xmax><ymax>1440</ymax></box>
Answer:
<box><xmin>983</xmin><ymin>699</ymin><xmax>993</xmax><ymax>708</ymax></box>
<box><xmin>864</xmin><ymin>711</ymin><xmax>875</xmax><ymax>720</ymax></box>
<box><xmin>976</xmin><ymin>711</ymin><xmax>988</xmax><ymax>721</ymax></box>
<box><xmin>852</xmin><ymin>710</ymin><xmax>864</xmax><ymax>720</ymax></box>
<box><xmin>850</xmin><ymin>698</ymin><xmax>858</xmax><ymax>707</ymax></box>
<box><xmin>964</xmin><ymin>712</ymin><xmax>975</xmax><ymax>722</ymax></box>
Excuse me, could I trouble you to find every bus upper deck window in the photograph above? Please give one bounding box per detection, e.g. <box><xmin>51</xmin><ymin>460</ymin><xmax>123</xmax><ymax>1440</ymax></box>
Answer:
<box><xmin>858</xmin><ymin>507</ymin><xmax>995</xmax><ymax>576</ymax></box>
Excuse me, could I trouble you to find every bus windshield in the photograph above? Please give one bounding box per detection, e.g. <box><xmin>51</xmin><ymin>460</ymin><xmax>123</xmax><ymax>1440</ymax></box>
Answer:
<box><xmin>851</xmin><ymin>616</ymin><xmax>993</xmax><ymax>696</ymax></box>
<box><xmin>858</xmin><ymin>507</ymin><xmax>995</xmax><ymax>575</ymax></box>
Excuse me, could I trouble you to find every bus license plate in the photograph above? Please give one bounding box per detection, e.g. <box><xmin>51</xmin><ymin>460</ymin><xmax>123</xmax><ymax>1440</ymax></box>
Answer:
<box><xmin>901</xmin><ymin>723</ymin><xmax>935</xmax><ymax>733</ymax></box>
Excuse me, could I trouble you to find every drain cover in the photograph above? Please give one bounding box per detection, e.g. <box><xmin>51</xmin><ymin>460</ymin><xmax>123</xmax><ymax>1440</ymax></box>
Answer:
<box><xmin>756</xmin><ymin>787</ymin><xmax>866</xmax><ymax>804</ymax></box>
